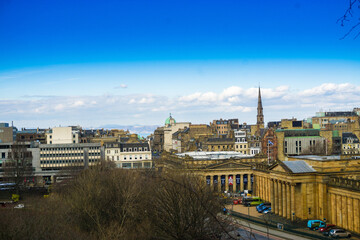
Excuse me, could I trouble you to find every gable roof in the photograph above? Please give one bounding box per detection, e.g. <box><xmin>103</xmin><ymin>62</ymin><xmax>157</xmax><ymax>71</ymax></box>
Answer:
<box><xmin>282</xmin><ymin>161</ymin><xmax>316</xmax><ymax>173</ymax></box>
<box><xmin>269</xmin><ymin>160</ymin><xmax>316</xmax><ymax>174</ymax></box>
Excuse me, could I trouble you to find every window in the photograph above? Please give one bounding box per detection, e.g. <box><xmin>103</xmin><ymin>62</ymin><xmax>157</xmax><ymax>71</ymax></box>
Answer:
<box><xmin>133</xmin><ymin>162</ymin><xmax>142</xmax><ymax>168</ymax></box>
<box><xmin>122</xmin><ymin>163</ymin><xmax>131</xmax><ymax>168</ymax></box>
<box><xmin>1</xmin><ymin>153</ymin><xmax>5</xmax><ymax>158</ymax></box>
<box><xmin>134</xmin><ymin>147</ymin><xmax>137</xmax><ymax>152</ymax></box>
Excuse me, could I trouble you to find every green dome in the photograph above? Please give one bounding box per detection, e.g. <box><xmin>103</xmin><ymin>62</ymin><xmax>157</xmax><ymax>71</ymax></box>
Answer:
<box><xmin>165</xmin><ymin>114</ymin><xmax>176</xmax><ymax>125</ymax></box>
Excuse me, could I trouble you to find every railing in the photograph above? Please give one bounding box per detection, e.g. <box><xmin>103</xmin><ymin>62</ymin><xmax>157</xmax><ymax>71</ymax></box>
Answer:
<box><xmin>328</xmin><ymin>177</ymin><xmax>360</xmax><ymax>191</ymax></box>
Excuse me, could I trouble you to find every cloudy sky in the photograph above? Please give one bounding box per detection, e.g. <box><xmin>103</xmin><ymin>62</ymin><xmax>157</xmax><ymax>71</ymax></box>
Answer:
<box><xmin>1</xmin><ymin>0</ymin><xmax>360</xmax><ymax>129</ymax></box>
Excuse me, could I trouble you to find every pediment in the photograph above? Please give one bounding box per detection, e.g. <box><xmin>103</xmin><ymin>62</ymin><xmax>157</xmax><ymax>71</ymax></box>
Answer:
<box><xmin>271</xmin><ymin>165</ymin><xmax>287</xmax><ymax>172</ymax></box>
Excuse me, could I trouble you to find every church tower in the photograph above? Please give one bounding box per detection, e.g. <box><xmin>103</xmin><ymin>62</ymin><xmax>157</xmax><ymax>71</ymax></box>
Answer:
<box><xmin>256</xmin><ymin>87</ymin><xmax>264</xmax><ymax>135</ymax></box>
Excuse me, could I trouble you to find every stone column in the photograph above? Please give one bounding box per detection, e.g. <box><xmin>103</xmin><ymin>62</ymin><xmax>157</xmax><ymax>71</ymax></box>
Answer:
<box><xmin>286</xmin><ymin>183</ymin><xmax>290</xmax><ymax>219</ymax></box>
<box><xmin>248</xmin><ymin>174</ymin><xmax>252</xmax><ymax>191</ymax></box>
<box><xmin>260</xmin><ymin>176</ymin><xmax>263</xmax><ymax>198</ymax></box>
<box><xmin>274</xmin><ymin>180</ymin><xmax>278</xmax><ymax>215</ymax></box>
<box><xmin>209</xmin><ymin>175</ymin><xmax>213</xmax><ymax>189</ymax></box>
<box><xmin>270</xmin><ymin>179</ymin><xmax>275</xmax><ymax>212</ymax></box>
<box><xmin>225</xmin><ymin>175</ymin><xmax>229</xmax><ymax>192</ymax></box>
<box><xmin>268</xmin><ymin>177</ymin><xmax>271</xmax><ymax>202</ymax></box>
<box><xmin>354</xmin><ymin>199</ymin><xmax>359</xmax><ymax>234</ymax></box>
<box><xmin>240</xmin><ymin>174</ymin><xmax>244</xmax><ymax>192</ymax></box>
<box><xmin>342</xmin><ymin>196</ymin><xmax>347</xmax><ymax>230</ymax></box>
<box><xmin>278</xmin><ymin>181</ymin><xmax>283</xmax><ymax>216</ymax></box>
<box><xmin>331</xmin><ymin>193</ymin><xmax>337</xmax><ymax>225</ymax></box>
<box><xmin>282</xmin><ymin>182</ymin><xmax>287</xmax><ymax>218</ymax></box>
<box><xmin>301</xmin><ymin>183</ymin><xmax>307</xmax><ymax>219</ymax></box>
<box><xmin>348</xmin><ymin>197</ymin><xmax>354</xmax><ymax>232</ymax></box>
<box><xmin>291</xmin><ymin>183</ymin><xmax>296</xmax><ymax>221</ymax></box>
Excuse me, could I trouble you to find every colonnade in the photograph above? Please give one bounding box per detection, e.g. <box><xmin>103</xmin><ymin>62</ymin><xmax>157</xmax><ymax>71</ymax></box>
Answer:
<box><xmin>328</xmin><ymin>190</ymin><xmax>360</xmax><ymax>233</ymax></box>
<box><xmin>254</xmin><ymin>175</ymin><xmax>271</xmax><ymax>202</ymax></box>
<box><xmin>205</xmin><ymin>173</ymin><xmax>253</xmax><ymax>192</ymax></box>
<box><xmin>270</xmin><ymin>179</ymin><xmax>296</xmax><ymax>220</ymax></box>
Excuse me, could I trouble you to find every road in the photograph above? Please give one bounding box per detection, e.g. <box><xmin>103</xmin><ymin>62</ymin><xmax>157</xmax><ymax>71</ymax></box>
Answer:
<box><xmin>222</xmin><ymin>217</ymin><xmax>311</xmax><ymax>240</ymax></box>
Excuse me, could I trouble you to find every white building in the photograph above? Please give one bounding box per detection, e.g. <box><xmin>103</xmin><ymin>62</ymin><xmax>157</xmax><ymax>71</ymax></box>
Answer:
<box><xmin>46</xmin><ymin>127</ymin><xmax>79</xmax><ymax>144</ymax></box>
<box><xmin>105</xmin><ymin>142</ymin><xmax>152</xmax><ymax>168</ymax></box>
<box><xmin>234</xmin><ymin>130</ymin><xmax>249</xmax><ymax>154</ymax></box>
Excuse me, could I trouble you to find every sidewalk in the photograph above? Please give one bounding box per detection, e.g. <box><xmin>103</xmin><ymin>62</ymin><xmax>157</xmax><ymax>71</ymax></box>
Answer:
<box><xmin>224</xmin><ymin>215</ymin><xmax>311</xmax><ymax>240</ymax></box>
<box><xmin>226</xmin><ymin>204</ymin><xmax>360</xmax><ymax>240</ymax></box>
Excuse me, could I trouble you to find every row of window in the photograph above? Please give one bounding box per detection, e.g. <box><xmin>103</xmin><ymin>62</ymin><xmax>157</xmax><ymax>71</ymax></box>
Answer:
<box><xmin>235</xmin><ymin>145</ymin><xmax>247</xmax><ymax>149</ymax></box>
<box><xmin>120</xmin><ymin>162</ymin><xmax>152</xmax><ymax>168</ymax></box>
<box><xmin>40</xmin><ymin>159</ymin><xmax>100</xmax><ymax>164</ymax></box>
<box><xmin>107</xmin><ymin>155</ymin><xmax>149</xmax><ymax>161</ymax></box>
<box><xmin>106</xmin><ymin>147</ymin><xmax>148</xmax><ymax>154</ymax></box>
<box><xmin>41</xmin><ymin>147</ymin><xmax>99</xmax><ymax>151</ymax></box>
<box><xmin>40</xmin><ymin>152</ymin><xmax>100</xmax><ymax>157</ymax></box>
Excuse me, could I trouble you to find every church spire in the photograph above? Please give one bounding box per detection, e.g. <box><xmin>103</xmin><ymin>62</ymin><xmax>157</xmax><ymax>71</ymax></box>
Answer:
<box><xmin>256</xmin><ymin>87</ymin><xmax>264</xmax><ymax>133</ymax></box>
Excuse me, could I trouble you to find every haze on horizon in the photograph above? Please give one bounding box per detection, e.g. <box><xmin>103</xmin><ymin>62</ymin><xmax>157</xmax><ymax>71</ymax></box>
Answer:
<box><xmin>0</xmin><ymin>0</ymin><xmax>359</xmax><ymax>129</ymax></box>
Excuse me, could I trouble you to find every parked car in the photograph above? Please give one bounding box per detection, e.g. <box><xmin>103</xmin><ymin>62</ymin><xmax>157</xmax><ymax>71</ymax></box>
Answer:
<box><xmin>328</xmin><ymin>229</ymin><xmax>351</xmax><ymax>238</ymax></box>
<box><xmin>244</xmin><ymin>197</ymin><xmax>264</xmax><ymax>207</ymax></box>
<box><xmin>319</xmin><ymin>224</ymin><xmax>336</xmax><ymax>232</ymax></box>
<box><xmin>263</xmin><ymin>207</ymin><xmax>271</xmax><ymax>214</ymax></box>
<box><xmin>307</xmin><ymin>220</ymin><xmax>326</xmax><ymax>230</ymax></box>
<box><xmin>256</xmin><ymin>202</ymin><xmax>271</xmax><ymax>212</ymax></box>
<box><xmin>14</xmin><ymin>204</ymin><xmax>24</xmax><ymax>209</ymax></box>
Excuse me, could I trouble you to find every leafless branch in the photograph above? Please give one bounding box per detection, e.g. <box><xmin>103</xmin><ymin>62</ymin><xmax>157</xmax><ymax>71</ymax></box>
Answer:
<box><xmin>337</xmin><ymin>0</ymin><xmax>360</xmax><ymax>39</ymax></box>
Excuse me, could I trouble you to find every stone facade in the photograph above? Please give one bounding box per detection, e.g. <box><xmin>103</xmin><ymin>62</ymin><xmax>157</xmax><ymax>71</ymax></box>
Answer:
<box><xmin>261</xmin><ymin>128</ymin><xmax>277</xmax><ymax>162</ymax></box>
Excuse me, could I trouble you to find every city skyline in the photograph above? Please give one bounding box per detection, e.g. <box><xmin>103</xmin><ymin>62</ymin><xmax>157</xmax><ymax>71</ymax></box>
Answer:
<box><xmin>1</xmin><ymin>1</ymin><xmax>359</xmax><ymax>128</ymax></box>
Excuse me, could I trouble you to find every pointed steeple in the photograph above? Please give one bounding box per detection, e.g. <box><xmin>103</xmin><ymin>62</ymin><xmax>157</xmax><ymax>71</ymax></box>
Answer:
<box><xmin>256</xmin><ymin>87</ymin><xmax>264</xmax><ymax>136</ymax></box>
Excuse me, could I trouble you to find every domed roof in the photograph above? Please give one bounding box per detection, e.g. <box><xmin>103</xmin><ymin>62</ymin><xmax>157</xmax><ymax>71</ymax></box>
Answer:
<box><xmin>165</xmin><ymin>114</ymin><xmax>176</xmax><ymax>125</ymax></box>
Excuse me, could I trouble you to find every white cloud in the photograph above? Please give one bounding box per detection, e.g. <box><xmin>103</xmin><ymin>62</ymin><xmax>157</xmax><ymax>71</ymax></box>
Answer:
<box><xmin>115</xmin><ymin>84</ymin><xmax>128</xmax><ymax>89</ymax></box>
<box><xmin>1</xmin><ymin>83</ymin><xmax>359</xmax><ymax>128</ymax></box>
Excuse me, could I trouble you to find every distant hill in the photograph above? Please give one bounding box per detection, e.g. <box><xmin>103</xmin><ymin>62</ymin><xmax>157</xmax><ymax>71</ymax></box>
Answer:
<box><xmin>98</xmin><ymin>125</ymin><xmax>159</xmax><ymax>137</ymax></box>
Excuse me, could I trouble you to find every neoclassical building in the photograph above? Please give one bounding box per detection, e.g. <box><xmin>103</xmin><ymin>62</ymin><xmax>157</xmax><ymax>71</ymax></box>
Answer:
<box><xmin>157</xmin><ymin>153</ymin><xmax>360</xmax><ymax>235</ymax></box>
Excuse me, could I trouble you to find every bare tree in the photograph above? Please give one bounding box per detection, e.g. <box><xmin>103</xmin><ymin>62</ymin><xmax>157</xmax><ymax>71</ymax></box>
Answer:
<box><xmin>338</xmin><ymin>0</ymin><xmax>360</xmax><ymax>39</ymax></box>
<box><xmin>3</xmin><ymin>142</ymin><xmax>33</xmax><ymax>193</ymax></box>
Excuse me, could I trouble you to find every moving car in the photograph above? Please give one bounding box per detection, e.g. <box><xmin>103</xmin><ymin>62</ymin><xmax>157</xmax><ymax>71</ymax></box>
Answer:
<box><xmin>328</xmin><ymin>229</ymin><xmax>351</xmax><ymax>238</ymax></box>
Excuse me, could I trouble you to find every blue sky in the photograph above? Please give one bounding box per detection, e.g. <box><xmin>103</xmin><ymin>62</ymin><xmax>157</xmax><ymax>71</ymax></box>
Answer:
<box><xmin>0</xmin><ymin>0</ymin><xmax>359</xmax><ymax>129</ymax></box>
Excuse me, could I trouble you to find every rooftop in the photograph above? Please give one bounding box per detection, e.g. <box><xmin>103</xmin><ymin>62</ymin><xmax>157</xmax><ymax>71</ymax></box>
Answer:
<box><xmin>283</xmin><ymin>160</ymin><xmax>316</xmax><ymax>173</ymax></box>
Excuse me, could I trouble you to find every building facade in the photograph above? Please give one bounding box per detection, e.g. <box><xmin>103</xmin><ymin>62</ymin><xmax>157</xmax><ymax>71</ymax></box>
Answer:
<box><xmin>46</xmin><ymin>127</ymin><xmax>80</xmax><ymax>144</ymax></box>
<box><xmin>105</xmin><ymin>142</ymin><xmax>152</xmax><ymax>169</ymax></box>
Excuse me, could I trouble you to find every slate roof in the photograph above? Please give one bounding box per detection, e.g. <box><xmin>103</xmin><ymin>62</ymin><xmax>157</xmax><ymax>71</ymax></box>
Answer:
<box><xmin>342</xmin><ymin>132</ymin><xmax>359</xmax><ymax>144</ymax></box>
<box><xmin>282</xmin><ymin>161</ymin><xmax>316</xmax><ymax>173</ymax></box>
